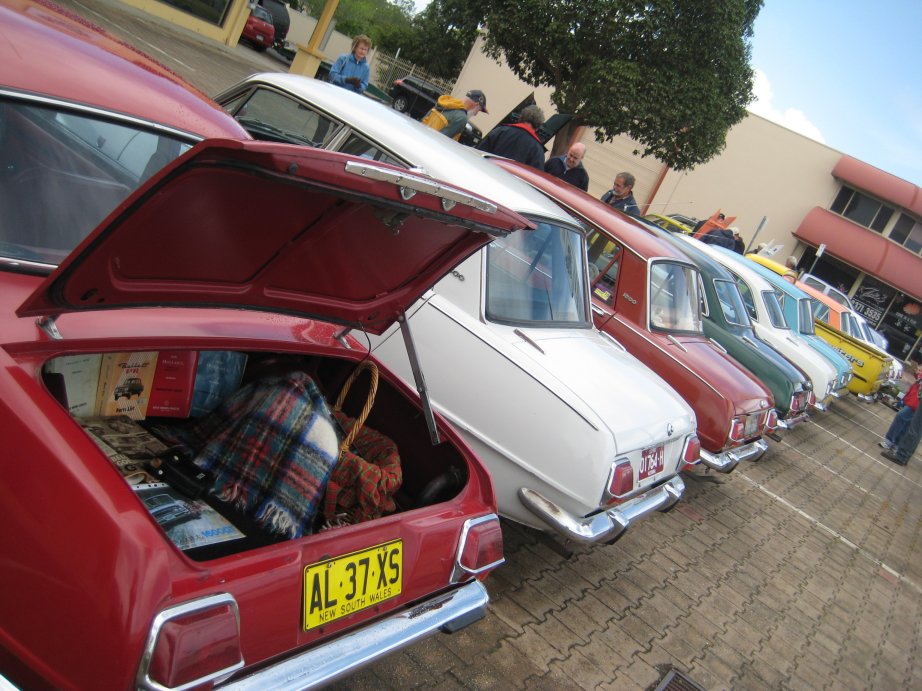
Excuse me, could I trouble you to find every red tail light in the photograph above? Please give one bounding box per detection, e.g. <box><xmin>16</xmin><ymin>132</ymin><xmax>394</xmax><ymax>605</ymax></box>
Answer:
<box><xmin>682</xmin><ymin>435</ymin><xmax>701</xmax><ymax>465</ymax></box>
<box><xmin>452</xmin><ymin>514</ymin><xmax>505</xmax><ymax>582</ymax></box>
<box><xmin>807</xmin><ymin>390</ymin><xmax>817</xmax><ymax>407</ymax></box>
<box><xmin>606</xmin><ymin>459</ymin><xmax>634</xmax><ymax>500</ymax></box>
<box><xmin>139</xmin><ymin>594</ymin><xmax>243</xmax><ymax>690</ymax></box>
<box><xmin>728</xmin><ymin>417</ymin><xmax>746</xmax><ymax>443</ymax></box>
<box><xmin>394</xmin><ymin>78</ymin><xmax>404</xmax><ymax>86</ymax></box>
<box><xmin>765</xmin><ymin>409</ymin><xmax>780</xmax><ymax>431</ymax></box>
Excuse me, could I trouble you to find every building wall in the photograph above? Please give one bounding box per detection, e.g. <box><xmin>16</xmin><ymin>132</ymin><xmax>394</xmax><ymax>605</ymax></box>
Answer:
<box><xmin>651</xmin><ymin>114</ymin><xmax>843</xmax><ymax>255</ymax></box>
<box><xmin>122</xmin><ymin>0</ymin><xmax>249</xmax><ymax>45</ymax></box>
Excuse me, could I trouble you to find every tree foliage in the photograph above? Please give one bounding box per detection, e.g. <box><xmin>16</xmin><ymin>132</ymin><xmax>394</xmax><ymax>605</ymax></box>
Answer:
<box><xmin>382</xmin><ymin>0</ymin><xmax>482</xmax><ymax>80</ymax></box>
<box><xmin>452</xmin><ymin>0</ymin><xmax>763</xmax><ymax>169</ymax></box>
<box><xmin>300</xmin><ymin>0</ymin><xmax>415</xmax><ymax>48</ymax></box>
<box><xmin>299</xmin><ymin>0</ymin><xmax>478</xmax><ymax>81</ymax></box>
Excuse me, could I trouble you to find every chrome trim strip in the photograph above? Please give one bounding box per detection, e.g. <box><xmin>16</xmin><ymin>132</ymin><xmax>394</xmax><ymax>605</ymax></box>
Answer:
<box><xmin>344</xmin><ymin>161</ymin><xmax>498</xmax><ymax>214</ymax></box>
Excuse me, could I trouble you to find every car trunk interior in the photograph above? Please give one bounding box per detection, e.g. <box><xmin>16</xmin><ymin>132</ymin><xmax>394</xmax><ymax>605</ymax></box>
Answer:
<box><xmin>42</xmin><ymin>349</ymin><xmax>470</xmax><ymax>561</ymax></box>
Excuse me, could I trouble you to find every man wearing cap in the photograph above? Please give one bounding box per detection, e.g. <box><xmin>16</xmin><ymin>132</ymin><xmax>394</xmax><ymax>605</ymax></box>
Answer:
<box><xmin>421</xmin><ymin>89</ymin><xmax>488</xmax><ymax>141</ymax></box>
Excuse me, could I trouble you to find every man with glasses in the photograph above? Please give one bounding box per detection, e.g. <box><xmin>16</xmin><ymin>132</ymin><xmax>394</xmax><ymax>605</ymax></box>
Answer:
<box><xmin>601</xmin><ymin>172</ymin><xmax>639</xmax><ymax>215</ymax></box>
<box><xmin>544</xmin><ymin>142</ymin><xmax>589</xmax><ymax>191</ymax></box>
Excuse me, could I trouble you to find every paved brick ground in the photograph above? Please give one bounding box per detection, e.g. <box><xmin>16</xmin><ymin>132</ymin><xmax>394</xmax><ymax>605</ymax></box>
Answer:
<box><xmin>44</xmin><ymin>3</ymin><xmax>922</xmax><ymax>687</ymax></box>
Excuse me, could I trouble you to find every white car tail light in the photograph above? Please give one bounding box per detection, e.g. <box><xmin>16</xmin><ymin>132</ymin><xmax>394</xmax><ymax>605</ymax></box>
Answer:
<box><xmin>138</xmin><ymin>593</ymin><xmax>243</xmax><ymax>690</ymax></box>
<box><xmin>605</xmin><ymin>459</ymin><xmax>634</xmax><ymax>501</ymax></box>
<box><xmin>451</xmin><ymin>514</ymin><xmax>505</xmax><ymax>583</ymax></box>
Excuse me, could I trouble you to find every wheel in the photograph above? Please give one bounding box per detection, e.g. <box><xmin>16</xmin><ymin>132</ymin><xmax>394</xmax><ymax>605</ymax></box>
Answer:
<box><xmin>392</xmin><ymin>95</ymin><xmax>409</xmax><ymax>112</ymax></box>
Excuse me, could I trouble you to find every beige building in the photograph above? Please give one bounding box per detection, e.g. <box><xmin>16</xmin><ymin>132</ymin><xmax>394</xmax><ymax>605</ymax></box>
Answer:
<box><xmin>455</xmin><ymin>35</ymin><xmax>922</xmax><ymax>363</ymax></box>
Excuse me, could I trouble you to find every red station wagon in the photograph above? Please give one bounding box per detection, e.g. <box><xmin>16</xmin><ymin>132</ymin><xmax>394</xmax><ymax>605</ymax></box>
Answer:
<box><xmin>497</xmin><ymin>161</ymin><xmax>776</xmax><ymax>472</ymax></box>
<box><xmin>0</xmin><ymin>3</ymin><xmax>509</xmax><ymax>688</ymax></box>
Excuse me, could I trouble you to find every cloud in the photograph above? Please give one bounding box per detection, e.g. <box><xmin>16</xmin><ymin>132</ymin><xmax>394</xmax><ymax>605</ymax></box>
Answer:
<box><xmin>747</xmin><ymin>69</ymin><xmax>826</xmax><ymax>144</ymax></box>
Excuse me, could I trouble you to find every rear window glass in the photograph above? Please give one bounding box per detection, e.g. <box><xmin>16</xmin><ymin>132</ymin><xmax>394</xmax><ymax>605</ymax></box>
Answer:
<box><xmin>0</xmin><ymin>98</ymin><xmax>192</xmax><ymax>268</ymax></box>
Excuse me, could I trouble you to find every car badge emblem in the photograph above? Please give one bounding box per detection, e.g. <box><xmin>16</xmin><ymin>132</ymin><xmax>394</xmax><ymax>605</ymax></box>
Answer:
<box><xmin>666</xmin><ymin>423</ymin><xmax>674</xmax><ymax>437</ymax></box>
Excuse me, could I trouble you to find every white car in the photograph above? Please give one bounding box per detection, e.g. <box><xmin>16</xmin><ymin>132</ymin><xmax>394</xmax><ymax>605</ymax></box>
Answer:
<box><xmin>216</xmin><ymin>74</ymin><xmax>700</xmax><ymax>543</ymax></box>
<box><xmin>800</xmin><ymin>273</ymin><xmax>902</xmax><ymax>383</ymax></box>
<box><xmin>685</xmin><ymin>240</ymin><xmax>840</xmax><ymax>411</ymax></box>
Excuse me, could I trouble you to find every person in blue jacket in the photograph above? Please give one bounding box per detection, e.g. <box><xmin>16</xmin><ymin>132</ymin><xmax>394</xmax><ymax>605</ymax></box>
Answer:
<box><xmin>329</xmin><ymin>35</ymin><xmax>371</xmax><ymax>95</ymax></box>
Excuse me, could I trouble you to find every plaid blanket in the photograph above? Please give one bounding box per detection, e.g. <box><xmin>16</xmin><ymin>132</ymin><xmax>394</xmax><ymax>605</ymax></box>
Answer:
<box><xmin>153</xmin><ymin>371</ymin><xmax>339</xmax><ymax>539</ymax></box>
<box><xmin>323</xmin><ymin>411</ymin><xmax>402</xmax><ymax>524</ymax></box>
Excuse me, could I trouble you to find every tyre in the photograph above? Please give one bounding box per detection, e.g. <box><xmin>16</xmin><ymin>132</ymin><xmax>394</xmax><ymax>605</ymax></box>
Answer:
<box><xmin>392</xmin><ymin>95</ymin><xmax>409</xmax><ymax>112</ymax></box>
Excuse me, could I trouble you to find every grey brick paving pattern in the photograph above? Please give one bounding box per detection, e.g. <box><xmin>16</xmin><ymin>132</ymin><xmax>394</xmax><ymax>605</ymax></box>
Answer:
<box><xmin>46</xmin><ymin>3</ymin><xmax>922</xmax><ymax>687</ymax></box>
<box><xmin>334</xmin><ymin>393</ymin><xmax>921</xmax><ymax>690</ymax></box>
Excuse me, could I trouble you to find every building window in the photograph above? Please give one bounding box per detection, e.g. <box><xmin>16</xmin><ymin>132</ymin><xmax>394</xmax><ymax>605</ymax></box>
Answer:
<box><xmin>830</xmin><ymin>185</ymin><xmax>893</xmax><ymax>233</ymax></box>
<box><xmin>890</xmin><ymin>213</ymin><xmax>922</xmax><ymax>253</ymax></box>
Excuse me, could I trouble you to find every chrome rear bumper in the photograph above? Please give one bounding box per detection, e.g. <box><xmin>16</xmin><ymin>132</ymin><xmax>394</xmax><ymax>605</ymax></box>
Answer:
<box><xmin>221</xmin><ymin>581</ymin><xmax>489</xmax><ymax>690</ymax></box>
<box><xmin>700</xmin><ymin>438</ymin><xmax>768</xmax><ymax>471</ymax></box>
<box><xmin>518</xmin><ymin>475</ymin><xmax>685</xmax><ymax>545</ymax></box>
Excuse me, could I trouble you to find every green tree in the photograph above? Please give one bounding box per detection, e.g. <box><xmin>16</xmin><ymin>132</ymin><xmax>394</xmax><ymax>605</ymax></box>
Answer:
<box><xmin>301</xmin><ymin>0</ymin><xmax>414</xmax><ymax>48</ymax></box>
<box><xmin>454</xmin><ymin>0</ymin><xmax>763</xmax><ymax>169</ymax></box>
<box><xmin>391</xmin><ymin>0</ymin><xmax>482</xmax><ymax>80</ymax></box>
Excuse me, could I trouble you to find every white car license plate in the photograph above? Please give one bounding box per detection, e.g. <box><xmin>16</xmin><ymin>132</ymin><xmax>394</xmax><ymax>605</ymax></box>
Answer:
<box><xmin>639</xmin><ymin>444</ymin><xmax>664</xmax><ymax>480</ymax></box>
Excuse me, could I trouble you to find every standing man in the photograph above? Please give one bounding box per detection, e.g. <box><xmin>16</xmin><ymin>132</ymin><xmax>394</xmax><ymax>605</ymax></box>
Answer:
<box><xmin>882</xmin><ymin>376</ymin><xmax>922</xmax><ymax>466</ymax></box>
<box><xmin>329</xmin><ymin>35</ymin><xmax>372</xmax><ymax>95</ymax></box>
<box><xmin>601</xmin><ymin>172</ymin><xmax>639</xmax><ymax>215</ymax></box>
<box><xmin>476</xmin><ymin>104</ymin><xmax>546</xmax><ymax>169</ymax></box>
<box><xmin>544</xmin><ymin>142</ymin><xmax>589</xmax><ymax>191</ymax></box>
<box><xmin>422</xmin><ymin>89</ymin><xmax>488</xmax><ymax>141</ymax></box>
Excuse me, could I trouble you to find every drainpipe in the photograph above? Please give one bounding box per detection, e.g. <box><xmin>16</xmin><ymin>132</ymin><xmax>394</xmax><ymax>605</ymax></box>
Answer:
<box><xmin>642</xmin><ymin>163</ymin><xmax>671</xmax><ymax>217</ymax></box>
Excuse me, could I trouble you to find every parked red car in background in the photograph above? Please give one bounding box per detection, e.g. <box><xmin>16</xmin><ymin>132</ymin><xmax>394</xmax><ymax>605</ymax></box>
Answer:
<box><xmin>0</xmin><ymin>2</ymin><xmax>508</xmax><ymax>689</ymax></box>
<box><xmin>241</xmin><ymin>4</ymin><xmax>275</xmax><ymax>52</ymax></box>
<box><xmin>495</xmin><ymin>160</ymin><xmax>777</xmax><ymax>472</ymax></box>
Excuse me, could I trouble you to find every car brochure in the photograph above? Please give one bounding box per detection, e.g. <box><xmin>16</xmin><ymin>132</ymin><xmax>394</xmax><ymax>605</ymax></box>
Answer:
<box><xmin>95</xmin><ymin>351</ymin><xmax>158</xmax><ymax>419</ymax></box>
<box><xmin>133</xmin><ymin>482</ymin><xmax>246</xmax><ymax>551</ymax></box>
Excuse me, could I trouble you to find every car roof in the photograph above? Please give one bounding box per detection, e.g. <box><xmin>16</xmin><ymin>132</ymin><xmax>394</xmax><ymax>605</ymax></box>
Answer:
<box><xmin>0</xmin><ymin>1</ymin><xmax>246</xmax><ymax>141</ymax></box>
<box><xmin>226</xmin><ymin>74</ymin><xmax>578</xmax><ymax>227</ymax></box>
<box><xmin>491</xmin><ymin>160</ymin><xmax>696</xmax><ymax>265</ymax></box>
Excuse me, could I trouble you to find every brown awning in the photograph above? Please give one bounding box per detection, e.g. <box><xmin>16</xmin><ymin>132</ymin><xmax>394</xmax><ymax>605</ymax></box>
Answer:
<box><xmin>794</xmin><ymin>207</ymin><xmax>922</xmax><ymax>301</ymax></box>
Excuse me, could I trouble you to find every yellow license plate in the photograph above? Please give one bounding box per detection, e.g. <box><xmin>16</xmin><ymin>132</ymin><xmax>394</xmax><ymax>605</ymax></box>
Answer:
<box><xmin>302</xmin><ymin>539</ymin><xmax>402</xmax><ymax>630</ymax></box>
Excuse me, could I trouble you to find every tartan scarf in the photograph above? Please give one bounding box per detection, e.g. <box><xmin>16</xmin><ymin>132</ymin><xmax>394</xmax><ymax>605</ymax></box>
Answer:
<box><xmin>155</xmin><ymin>371</ymin><xmax>339</xmax><ymax>538</ymax></box>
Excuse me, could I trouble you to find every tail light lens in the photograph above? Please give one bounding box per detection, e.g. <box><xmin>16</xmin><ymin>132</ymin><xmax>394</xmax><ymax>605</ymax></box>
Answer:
<box><xmin>682</xmin><ymin>435</ymin><xmax>701</xmax><ymax>465</ymax></box>
<box><xmin>807</xmin><ymin>390</ymin><xmax>817</xmax><ymax>407</ymax></box>
<box><xmin>765</xmin><ymin>409</ymin><xmax>780</xmax><ymax>431</ymax></box>
<box><xmin>452</xmin><ymin>514</ymin><xmax>505</xmax><ymax>583</ymax></box>
<box><xmin>728</xmin><ymin>417</ymin><xmax>746</xmax><ymax>443</ymax></box>
<box><xmin>605</xmin><ymin>459</ymin><xmax>634</xmax><ymax>500</ymax></box>
<box><xmin>139</xmin><ymin>594</ymin><xmax>243</xmax><ymax>690</ymax></box>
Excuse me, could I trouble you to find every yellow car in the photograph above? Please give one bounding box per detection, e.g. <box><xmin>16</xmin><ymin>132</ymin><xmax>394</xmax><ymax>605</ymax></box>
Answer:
<box><xmin>644</xmin><ymin>213</ymin><xmax>693</xmax><ymax>234</ymax></box>
<box><xmin>745</xmin><ymin>253</ymin><xmax>792</xmax><ymax>276</ymax></box>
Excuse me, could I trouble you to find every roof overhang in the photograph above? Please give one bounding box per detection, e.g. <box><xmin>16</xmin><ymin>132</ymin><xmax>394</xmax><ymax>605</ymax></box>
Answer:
<box><xmin>794</xmin><ymin>207</ymin><xmax>922</xmax><ymax>301</ymax></box>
